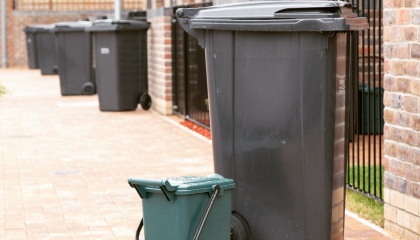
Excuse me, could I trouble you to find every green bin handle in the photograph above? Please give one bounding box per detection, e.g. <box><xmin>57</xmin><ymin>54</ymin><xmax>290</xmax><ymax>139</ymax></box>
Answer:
<box><xmin>128</xmin><ymin>178</ymin><xmax>176</xmax><ymax>201</ymax></box>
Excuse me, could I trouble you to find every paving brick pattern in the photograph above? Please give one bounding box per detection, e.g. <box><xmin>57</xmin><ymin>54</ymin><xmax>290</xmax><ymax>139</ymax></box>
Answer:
<box><xmin>0</xmin><ymin>69</ymin><xmax>397</xmax><ymax>239</ymax></box>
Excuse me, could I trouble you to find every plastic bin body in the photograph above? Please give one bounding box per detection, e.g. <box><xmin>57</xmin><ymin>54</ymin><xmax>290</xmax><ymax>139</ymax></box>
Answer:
<box><xmin>88</xmin><ymin>20</ymin><xmax>149</xmax><ymax>111</ymax></box>
<box><xmin>177</xmin><ymin>2</ymin><xmax>368</xmax><ymax>240</ymax></box>
<box><xmin>128</xmin><ymin>175</ymin><xmax>234</xmax><ymax>240</ymax></box>
<box><xmin>35</xmin><ymin>25</ymin><xmax>58</xmax><ymax>75</ymax></box>
<box><xmin>23</xmin><ymin>27</ymin><xmax>38</xmax><ymax>69</ymax></box>
<box><xmin>208</xmin><ymin>31</ymin><xmax>347</xmax><ymax>240</ymax></box>
<box><xmin>358</xmin><ymin>85</ymin><xmax>384</xmax><ymax>134</ymax></box>
<box><xmin>54</xmin><ymin>22</ymin><xmax>94</xmax><ymax>96</ymax></box>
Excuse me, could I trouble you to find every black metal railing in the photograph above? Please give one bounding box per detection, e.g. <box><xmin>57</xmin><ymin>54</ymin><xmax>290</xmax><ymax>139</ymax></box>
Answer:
<box><xmin>346</xmin><ymin>0</ymin><xmax>384</xmax><ymax>201</ymax></box>
<box><xmin>172</xmin><ymin>3</ymin><xmax>212</xmax><ymax>129</ymax></box>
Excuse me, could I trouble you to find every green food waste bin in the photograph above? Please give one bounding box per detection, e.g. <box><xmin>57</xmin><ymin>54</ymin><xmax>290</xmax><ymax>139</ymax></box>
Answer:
<box><xmin>128</xmin><ymin>174</ymin><xmax>234</xmax><ymax>240</ymax></box>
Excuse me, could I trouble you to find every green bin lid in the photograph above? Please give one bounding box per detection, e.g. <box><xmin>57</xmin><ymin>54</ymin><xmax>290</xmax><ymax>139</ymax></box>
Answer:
<box><xmin>128</xmin><ymin>174</ymin><xmax>235</xmax><ymax>200</ymax></box>
<box><xmin>86</xmin><ymin>19</ymin><xmax>149</xmax><ymax>32</ymax></box>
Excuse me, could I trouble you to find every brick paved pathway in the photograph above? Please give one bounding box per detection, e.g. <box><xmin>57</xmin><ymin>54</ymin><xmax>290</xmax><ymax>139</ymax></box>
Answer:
<box><xmin>0</xmin><ymin>69</ymin><xmax>399</xmax><ymax>239</ymax></box>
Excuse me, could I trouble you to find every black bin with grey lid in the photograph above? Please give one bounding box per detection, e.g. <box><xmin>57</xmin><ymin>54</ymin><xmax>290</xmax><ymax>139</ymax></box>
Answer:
<box><xmin>53</xmin><ymin>21</ymin><xmax>96</xmax><ymax>96</ymax></box>
<box><xmin>177</xmin><ymin>1</ymin><xmax>368</xmax><ymax>239</ymax></box>
<box><xmin>33</xmin><ymin>24</ymin><xmax>58</xmax><ymax>75</ymax></box>
<box><xmin>87</xmin><ymin>19</ymin><xmax>151</xmax><ymax>111</ymax></box>
<box><xmin>23</xmin><ymin>26</ymin><xmax>39</xmax><ymax>69</ymax></box>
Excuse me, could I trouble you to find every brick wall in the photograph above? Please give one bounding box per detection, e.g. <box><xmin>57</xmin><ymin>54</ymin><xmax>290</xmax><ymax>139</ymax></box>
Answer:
<box><xmin>383</xmin><ymin>0</ymin><xmax>420</xmax><ymax>239</ymax></box>
<box><xmin>146</xmin><ymin>7</ymin><xmax>173</xmax><ymax>115</ymax></box>
<box><xmin>11</xmin><ymin>12</ymin><xmax>112</xmax><ymax>67</ymax></box>
<box><xmin>1</xmin><ymin>2</ymin><xmax>114</xmax><ymax>67</ymax></box>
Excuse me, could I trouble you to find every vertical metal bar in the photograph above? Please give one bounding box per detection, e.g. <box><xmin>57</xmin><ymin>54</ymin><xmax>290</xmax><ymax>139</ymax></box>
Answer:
<box><xmin>363</xmin><ymin>0</ymin><xmax>372</xmax><ymax>193</ymax></box>
<box><xmin>1</xmin><ymin>0</ymin><xmax>6</xmax><ymax>68</ymax></box>
<box><xmin>348</xmin><ymin>0</ymin><xmax>353</xmax><ymax>188</ymax></box>
<box><xmin>172</xmin><ymin>13</ymin><xmax>178</xmax><ymax>114</ymax></box>
<box><xmin>378</xmin><ymin>0</ymin><xmax>383</xmax><ymax>200</ymax></box>
<box><xmin>184</xmin><ymin>29</ymin><xmax>189</xmax><ymax>117</ymax></box>
<box><xmin>346</xmin><ymin>30</ymin><xmax>352</xmax><ymax>188</ymax></box>
<box><xmin>372</xmin><ymin>0</ymin><xmax>377</xmax><ymax>197</ymax></box>
<box><xmin>353</xmin><ymin>31</ymin><xmax>359</xmax><ymax>189</ymax></box>
<box><xmin>361</xmin><ymin>0</ymin><xmax>366</xmax><ymax>193</ymax></box>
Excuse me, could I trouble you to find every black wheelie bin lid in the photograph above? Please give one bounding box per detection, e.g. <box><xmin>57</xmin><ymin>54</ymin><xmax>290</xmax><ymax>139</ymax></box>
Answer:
<box><xmin>34</xmin><ymin>24</ymin><xmax>56</xmax><ymax>33</ymax></box>
<box><xmin>24</xmin><ymin>24</ymin><xmax>55</xmax><ymax>33</ymax></box>
<box><xmin>86</xmin><ymin>19</ymin><xmax>150</xmax><ymax>32</ymax></box>
<box><xmin>177</xmin><ymin>1</ymin><xmax>368</xmax><ymax>45</ymax></box>
<box><xmin>53</xmin><ymin>21</ymin><xmax>93</xmax><ymax>33</ymax></box>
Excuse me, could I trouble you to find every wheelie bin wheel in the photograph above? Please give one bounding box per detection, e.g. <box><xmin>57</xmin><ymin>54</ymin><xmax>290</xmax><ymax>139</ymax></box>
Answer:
<box><xmin>140</xmin><ymin>93</ymin><xmax>152</xmax><ymax>110</ymax></box>
<box><xmin>82</xmin><ymin>82</ymin><xmax>96</xmax><ymax>95</ymax></box>
<box><xmin>231</xmin><ymin>212</ymin><xmax>250</xmax><ymax>240</ymax></box>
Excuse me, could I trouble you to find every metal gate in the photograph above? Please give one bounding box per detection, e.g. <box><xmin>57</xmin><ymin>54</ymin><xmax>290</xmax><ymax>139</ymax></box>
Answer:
<box><xmin>346</xmin><ymin>0</ymin><xmax>384</xmax><ymax>201</ymax></box>
<box><xmin>172</xmin><ymin>3</ymin><xmax>212</xmax><ymax>129</ymax></box>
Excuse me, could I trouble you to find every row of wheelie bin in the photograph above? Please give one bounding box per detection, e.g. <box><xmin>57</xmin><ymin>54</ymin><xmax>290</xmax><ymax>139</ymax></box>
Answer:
<box><xmin>24</xmin><ymin>17</ymin><xmax>151</xmax><ymax>111</ymax></box>
<box><xmin>25</xmin><ymin>2</ymin><xmax>369</xmax><ymax>240</ymax></box>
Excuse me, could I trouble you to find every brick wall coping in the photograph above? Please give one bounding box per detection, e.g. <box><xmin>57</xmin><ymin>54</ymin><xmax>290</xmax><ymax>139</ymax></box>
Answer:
<box><xmin>13</xmin><ymin>10</ymin><xmax>115</xmax><ymax>16</ymax></box>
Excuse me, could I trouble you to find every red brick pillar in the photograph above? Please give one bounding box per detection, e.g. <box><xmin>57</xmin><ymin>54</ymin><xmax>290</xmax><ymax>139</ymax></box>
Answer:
<box><xmin>147</xmin><ymin>8</ymin><xmax>173</xmax><ymax>115</ymax></box>
<box><xmin>383</xmin><ymin>0</ymin><xmax>420</xmax><ymax>239</ymax></box>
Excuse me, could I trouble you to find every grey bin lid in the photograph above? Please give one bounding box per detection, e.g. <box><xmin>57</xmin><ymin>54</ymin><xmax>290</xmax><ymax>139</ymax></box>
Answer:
<box><xmin>24</xmin><ymin>24</ymin><xmax>55</xmax><ymax>33</ymax></box>
<box><xmin>53</xmin><ymin>21</ymin><xmax>93</xmax><ymax>32</ymax></box>
<box><xmin>86</xmin><ymin>19</ymin><xmax>150</xmax><ymax>32</ymax></box>
<box><xmin>128</xmin><ymin>174</ymin><xmax>235</xmax><ymax>199</ymax></box>
<box><xmin>177</xmin><ymin>0</ymin><xmax>369</xmax><ymax>32</ymax></box>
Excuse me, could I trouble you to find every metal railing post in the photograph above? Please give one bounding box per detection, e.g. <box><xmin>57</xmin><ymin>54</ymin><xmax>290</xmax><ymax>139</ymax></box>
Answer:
<box><xmin>1</xmin><ymin>0</ymin><xmax>6</xmax><ymax>68</ymax></box>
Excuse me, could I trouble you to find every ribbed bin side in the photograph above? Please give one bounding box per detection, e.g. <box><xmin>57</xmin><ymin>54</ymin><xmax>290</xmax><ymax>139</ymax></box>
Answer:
<box><xmin>206</xmin><ymin>30</ymin><xmax>347</xmax><ymax>240</ymax></box>
<box><xmin>141</xmin><ymin>190</ymin><xmax>232</xmax><ymax>240</ymax></box>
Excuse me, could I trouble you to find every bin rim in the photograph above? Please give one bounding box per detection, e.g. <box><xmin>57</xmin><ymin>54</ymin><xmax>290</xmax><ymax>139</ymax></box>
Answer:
<box><xmin>24</xmin><ymin>24</ymin><xmax>55</xmax><ymax>32</ymax></box>
<box><xmin>86</xmin><ymin>19</ymin><xmax>150</xmax><ymax>32</ymax></box>
<box><xmin>176</xmin><ymin>0</ymin><xmax>368</xmax><ymax>46</ymax></box>
<box><xmin>53</xmin><ymin>21</ymin><xmax>93</xmax><ymax>32</ymax></box>
<box><xmin>128</xmin><ymin>174</ymin><xmax>235</xmax><ymax>197</ymax></box>
<box><xmin>183</xmin><ymin>1</ymin><xmax>348</xmax><ymax>20</ymax></box>
<box><xmin>177</xmin><ymin>0</ymin><xmax>368</xmax><ymax>31</ymax></box>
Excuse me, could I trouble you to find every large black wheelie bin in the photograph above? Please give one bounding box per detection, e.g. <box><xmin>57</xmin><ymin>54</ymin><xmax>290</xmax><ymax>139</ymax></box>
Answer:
<box><xmin>87</xmin><ymin>19</ymin><xmax>151</xmax><ymax>111</ymax></box>
<box><xmin>34</xmin><ymin>24</ymin><xmax>58</xmax><ymax>75</ymax></box>
<box><xmin>23</xmin><ymin>26</ymin><xmax>39</xmax><ymax>69</ymax></box>
<box><xmin>53</xmin><ymin>21</ymin><xmax>96</xmax><ymax>96</ymax></box>
<box><xmin>177</xmin><ymin>2</ymin><xmax>368</xmax><ymax>239</ymax></box>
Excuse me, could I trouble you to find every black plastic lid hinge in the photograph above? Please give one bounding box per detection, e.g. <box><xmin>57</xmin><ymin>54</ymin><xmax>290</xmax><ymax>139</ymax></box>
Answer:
<box><xmin>159</xmin><ymin>186</ymin><xmax>175</xmax><ymax>201</ymax></box>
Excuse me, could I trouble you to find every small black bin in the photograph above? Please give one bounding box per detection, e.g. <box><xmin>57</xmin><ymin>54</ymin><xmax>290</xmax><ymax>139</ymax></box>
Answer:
<box><xmin>53</xmin><ymin>21</ymin><xmax>96</xmax><ymax>96</ymax></box>
<box><xmin>87</xmin><ymin>19</ymin><xmax>151</xmax><ymax>111</ymax></box>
